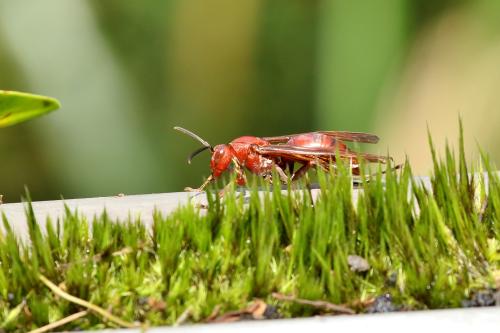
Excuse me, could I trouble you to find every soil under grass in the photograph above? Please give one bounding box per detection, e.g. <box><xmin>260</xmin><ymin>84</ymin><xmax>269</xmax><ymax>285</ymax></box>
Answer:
<box><xmin>1</xmin><ymin>128</ymin><xmax>500</xmax><ymax>332</ymax></box>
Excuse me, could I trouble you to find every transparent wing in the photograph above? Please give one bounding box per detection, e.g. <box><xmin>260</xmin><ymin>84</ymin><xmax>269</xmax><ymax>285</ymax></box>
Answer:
<box><xmin>262</xmin><ymin>131</ymin><xmax>379</xmax><ymax>144</ymax></box>
<box><xmin>256</xmin><ymin>145</ymin><xmax>389</xmax><ymax>163</ymax></box>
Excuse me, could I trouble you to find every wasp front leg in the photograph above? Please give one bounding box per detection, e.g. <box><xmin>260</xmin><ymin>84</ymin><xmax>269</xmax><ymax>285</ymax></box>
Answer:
<box><xmin>184</xmin><ymin>174</ymin><xmax>214</xmax><ymax>192</ymax></box>
<box><xmin>232</xmin><ymin>157</ymin><xmax>247</xmax><ymax>186</ymax></box>
<box><xmin>216</xmin><ymin>158</ymin><xmax>247</xmax><ymax>198</ymax></box>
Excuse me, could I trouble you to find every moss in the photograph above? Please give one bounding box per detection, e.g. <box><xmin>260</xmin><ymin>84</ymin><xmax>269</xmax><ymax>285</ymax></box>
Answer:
<box><xmin>0</xmin><ymin>126</ymin><xmax>499</xmax><ymax>332</ymax></box>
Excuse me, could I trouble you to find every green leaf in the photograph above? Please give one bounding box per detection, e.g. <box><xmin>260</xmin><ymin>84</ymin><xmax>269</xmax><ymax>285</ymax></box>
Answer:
<box><xmin>0</xmin><ymin>90</ymin><xmax>60</xmax><ymax>128</ymax></box>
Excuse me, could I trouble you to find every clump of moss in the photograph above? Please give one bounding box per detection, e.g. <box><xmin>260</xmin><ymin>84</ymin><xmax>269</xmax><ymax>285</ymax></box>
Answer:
<box><xmin>0</xmin><ymin>126</ymin><xmax>499</xmax><ymax>332</ymax></box>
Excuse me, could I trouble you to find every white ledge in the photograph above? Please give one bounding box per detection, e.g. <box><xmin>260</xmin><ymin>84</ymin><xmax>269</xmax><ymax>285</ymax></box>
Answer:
<box><xmin>79</xmin><ymin>306</ymin><xmax>500</xmax><ymax>333</ymax></box>
<box><xmin>0</xmin><ymin>176</ymin><xmax>434</xmax><ymax>241</ymax></box>
<box><xmin>0</xmin><ymin>192</ymin><xmax>195</xmax><ymax>241</ymax></box>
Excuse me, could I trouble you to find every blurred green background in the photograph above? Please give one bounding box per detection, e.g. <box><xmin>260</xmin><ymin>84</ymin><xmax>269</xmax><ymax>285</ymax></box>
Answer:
<box><xmin>1</xmin><ymin>0</ymin><xmax>500</xmax><ymax>202</ymax></box>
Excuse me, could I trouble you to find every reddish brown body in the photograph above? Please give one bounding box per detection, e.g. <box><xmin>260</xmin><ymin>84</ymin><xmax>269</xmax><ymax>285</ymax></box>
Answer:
<box><xmin>174</xmin><ymin>127</ymin><xmax>390</xmax><ymax>191</ymax></box>
<box><xmin>273</xmin><ymin>133</ymin><xmax>354</xmax><ymax>176</ymax></box>
<box><xmin>211</xmin><ymin>136</ymin><xmax>272</xmax><ymax>185</ymax></box>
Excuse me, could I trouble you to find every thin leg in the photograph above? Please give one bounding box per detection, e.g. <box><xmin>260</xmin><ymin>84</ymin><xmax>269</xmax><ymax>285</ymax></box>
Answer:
<box><xmin>287</xmin><ymin>162</ymin><xmax>294</xmax><ymax>175</ymax></box>
<box><xmin>261</xmin><ymin>163</ymin><xmax>289</xmax><ymax>185</ymax></box>
<box><xmin>291</xmin><ymin>161</ymin><xmax>316</xmax><ymax>182</ymax></box>
<box><xmin>275</xmin><ymin>164</ymin><xmax>289</xmax><ymax>184</ymax></box>
<box><xmin>232</xmin><ymin>157</ymin><xmax>247</xmax><ymax>186</ymax></box>
<box><xmin>184</xmin><ymin>174</ymin><xmax>214</xmax><ymax>192</ymax></box>
<box><xmin>364</xmin><ymin>163</ymin><xmax>402</xmax><ymax>179</ymax></box>
<box><xmin>216</xmin><ymin>158</ymin><xmax>247</xmax><ymax>198</ymax></box>
<box><xmin>217</xmin><ymin>181</ymin><xmax>242</xmax><ymax>199</ymax></box>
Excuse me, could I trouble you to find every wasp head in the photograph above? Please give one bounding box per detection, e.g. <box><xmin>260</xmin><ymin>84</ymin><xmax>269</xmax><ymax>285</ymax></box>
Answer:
<box><xmin>210</xmin><ymin>144</ymin><xmax>234</xmax><ymax>178</ymax></box>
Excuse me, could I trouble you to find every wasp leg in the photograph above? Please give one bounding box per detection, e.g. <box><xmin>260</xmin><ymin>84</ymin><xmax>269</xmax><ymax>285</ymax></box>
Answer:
<box><xmin>290</xmin><ymin>161</ymin><xmax>318</xmax><ymax>182</ymax></box>
<box><xmin>184</xmin><ymin>174</ymin><xmax>214</xmax><ymax>192</ymax></box>
<box><xmin>273</xmin><ymin>164</ymin><xmax>289</xmax><ymax>184</ymax></box>
<box><xmin>264</xmin><ymin>164</ymin><xmax>289</xmax><ymax>185</ymax></box>
<box><xmin>256</xmin><ymin>163</ymin><xmax>289</xmax><ymax>187</ymax></box>
<box><xmin>216</xmin><ymin>158</ymin><xmax>247</xmax><ymax>199</ymax></box>
<box><xmin>232</xmin><ymin>157</ymin><xmax>248</xmax><ymax>186</ymax></box>
<box><xmin>363</xmin><ymin>163</ymin><xmax>403</xmax><ymax>181</ymax></box>
<box><xmin>287</xmin><ymin>162</ymin><xmax>295</xmax><ymax>176</ymax></box>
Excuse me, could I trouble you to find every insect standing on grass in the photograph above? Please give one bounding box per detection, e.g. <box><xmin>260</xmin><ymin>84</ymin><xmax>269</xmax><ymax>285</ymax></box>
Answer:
<box><xmin>174</xmin><ymin>126</ymin><xmax>393</xmax><ymax>192</ymax></box>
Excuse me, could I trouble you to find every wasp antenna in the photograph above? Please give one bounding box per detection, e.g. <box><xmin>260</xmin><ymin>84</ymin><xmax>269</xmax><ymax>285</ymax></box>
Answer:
<box><xmin>187</xmin><ymin>146</ymin><xmax>211</xmax><ymax>164</ymax></box>
<box><xmin>174</xmin><ymin>126</ymin><xmax>214</xmax><ymax>151</ymax></box>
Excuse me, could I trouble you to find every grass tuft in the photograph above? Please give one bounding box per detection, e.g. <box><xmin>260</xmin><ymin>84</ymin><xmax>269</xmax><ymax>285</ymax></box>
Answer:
<box><xmin>0</xmin><ymin>127</ymin><xmax>499</xmax><ymax>332</ymax></box>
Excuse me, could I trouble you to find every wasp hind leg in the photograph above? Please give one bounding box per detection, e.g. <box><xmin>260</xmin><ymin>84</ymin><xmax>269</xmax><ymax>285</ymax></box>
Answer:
<box><xmin>290</xmin><ymin>161</ymin><xmax>322</xmax><ymax>182</ymax></box>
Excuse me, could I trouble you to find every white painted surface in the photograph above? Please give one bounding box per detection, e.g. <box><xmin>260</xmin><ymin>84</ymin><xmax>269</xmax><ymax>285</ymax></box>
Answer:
<box><xmin>0</xmin><ymin>192</ymin><xmax>196</xmax><ymax>241</ymax></box>
<box><xmin>0</xmin><ymin>176</ymin><xmax>432</xmax><ymax>242</ymax></box>
<box><xmin>0</xmin><ymin>187</ymin><xmax>327</xmax><ymax>241</ymax></box>
<box><xmin>78</xmin><ymin>307</ymin><xmax>500</xmax><ymax>333</ymax></box>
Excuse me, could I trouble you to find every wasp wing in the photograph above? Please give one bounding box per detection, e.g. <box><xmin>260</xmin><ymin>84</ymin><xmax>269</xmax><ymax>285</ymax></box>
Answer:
<box><xmin>262</xmin><ymin>131</ymin><xmax>379</xmax><ymax>144</ymax></box>
<box><xmin>318</xmin><ymin>131</ymin><xmax>379</xmax><ymax>143</ymax></box>
<box><xmin>256</xmin><ymin>145</ymin><xmax>389</xmax><ymax>163</ymax></box>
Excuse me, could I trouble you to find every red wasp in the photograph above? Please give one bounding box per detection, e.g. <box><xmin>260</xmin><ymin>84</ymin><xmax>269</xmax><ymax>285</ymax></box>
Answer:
<box><xmin>174</xmin><ymin>126</ymin><xmax>392</xmax><ymax>191</ymax></box>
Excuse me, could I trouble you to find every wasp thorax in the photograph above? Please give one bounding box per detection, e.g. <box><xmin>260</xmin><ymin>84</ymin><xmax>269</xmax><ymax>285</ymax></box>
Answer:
<box><xmin>210</xmin><ymin>144</ymin><xmax>233</xmax><ymax>178</ymax></box>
